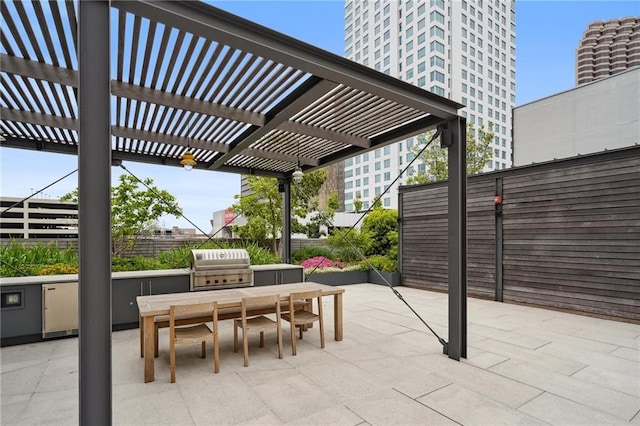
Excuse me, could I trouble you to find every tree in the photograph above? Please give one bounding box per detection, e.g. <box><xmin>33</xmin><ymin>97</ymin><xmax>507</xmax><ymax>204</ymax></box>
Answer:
<box><xmin>231</xmin><ymin>169</ymin><xmax>328</xmax><ymax>255</ymax></box>
<box><xmin>61</xmin><ymin>175</ymin><xmax>182</xmax><ymax>255</ymax></box>
<box><xmin>353</xmin><ymin>197</ymin><xmax>363</xmax><ymax>213</ymax></box>
<box><xmin>406</xmin><ymin>123</ymin><xmax>495</xmax><ymax>184</ymax></box>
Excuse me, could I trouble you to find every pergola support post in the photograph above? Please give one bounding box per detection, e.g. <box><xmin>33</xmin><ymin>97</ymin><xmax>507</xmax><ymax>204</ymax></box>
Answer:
<box><xmin>78</xmin><ymin>1</ymin><xmax>112</xmax><ymax>423</ymax></box>
<box><xmin>444</xmin><ymin>116</ymin><xmax>467</xmax><ymax>361</ymax></box>
<box><xmin>280</xmin><ymin>178</ymin><xmax>292</xmax><ymax>264</ymax></box>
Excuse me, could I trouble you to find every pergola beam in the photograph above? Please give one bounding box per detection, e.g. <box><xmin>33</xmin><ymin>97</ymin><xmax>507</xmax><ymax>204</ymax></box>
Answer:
<box><xmin>278</xmin><ymin>121</ymin><xmax>370</xmax><ymax>148</ymax></box>
<box><xmin>243</xmin><ymin>148</ymin><xmax>318</xmax><ymax>167</ymax></box>
<box><xmin>111</xmin><ymin>126</ymin><xmax>229</xmax><ymax>153</ymax></box>
<box><xmin>0</xmin><ymin>107</ymin><xmax>76</xmax><ymax>131</ymax></box>
<box><xmin>111</xmin><ymin>81</ymin><xmax>266</xmax><ymax>127</ymax></box>
<box><xmin>312</xmin><ymin>115</ymin><xmax>445</xmax><ymax>172</ymax></box>
<box><xmin>0</xmin><ymin>53</ymin><xmax>77</xmax><ymax>87</ymax></box>
<box><xmin>208</xmin><ymin>77</ymin><xmax>337</xmax><ymax>170</ymax></box>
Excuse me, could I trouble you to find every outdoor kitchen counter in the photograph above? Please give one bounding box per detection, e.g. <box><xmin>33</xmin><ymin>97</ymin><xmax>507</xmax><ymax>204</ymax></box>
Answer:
<box><xmin>137</xmin><ymin>282</ymin><xmax>344</xmax><ymax>383</ymax></box>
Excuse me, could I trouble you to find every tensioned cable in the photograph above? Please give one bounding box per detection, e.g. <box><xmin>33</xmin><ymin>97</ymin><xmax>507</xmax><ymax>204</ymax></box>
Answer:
<box><xmin>293</xmin><ymin>128</ymin><xmax>449</xmax><ymax>350</ymax></box>
<box><xmin>305</xmin><ymin>127</ymin><xmax>442</xmax><ymax>278</ymax></box>
<box><xmin>1</xmin><ymin>169</ymin><xmax>78</xmax><ymax>214</ymax></box>
<box><xmin>0</xmin><ymin>257</ymin><xmax>31</xmax><ymax>277</ymax></box>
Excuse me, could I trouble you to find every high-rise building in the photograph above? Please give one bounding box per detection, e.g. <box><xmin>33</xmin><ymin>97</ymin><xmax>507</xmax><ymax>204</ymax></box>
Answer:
<box><xmin>343</xmin><ymin>0</ymin><xmax>516</xmax><ymax>211</ymax></box>
<box><xmin>576</xmin><ymin>17</ymin><xmax>640</xmax><ymax>86</ymax></box>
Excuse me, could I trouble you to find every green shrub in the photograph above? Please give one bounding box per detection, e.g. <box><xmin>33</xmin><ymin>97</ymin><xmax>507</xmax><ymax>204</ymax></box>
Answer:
<box><xmin>361</xmin><ymin>209</ymin><xmax>398</xmax><ymax>257</ymax></box>
<box><xmin>38</xmin><ymin>263</ymin><xmax>79</xmax><ymax>275</ymax></box>
<box><xmin>0</xmin><ymin>241</ymin><xmax>78</xmax><ymax>277</ymax></box>
<box><xmin>291</xmin><ymin>245</ymin><xmax>334</xmax><ymax>264</ymax></box>
<box><xmin>243</xmin><ymin>243</ymin><xmax>281</xmax><ymax>265</ymax></box>
<box><xmin>112</xmin><ymin>256</ymin><xmax>163</xmax><ymax>272</ymax></box>
<box><xmin>361</xmin><ymin>255</ymin><xmax>397</xmax><ymax>272</ymax></box>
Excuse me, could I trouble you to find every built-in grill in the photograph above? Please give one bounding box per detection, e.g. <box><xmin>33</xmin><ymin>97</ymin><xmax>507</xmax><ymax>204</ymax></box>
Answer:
<box><xmin>190</xmin><ymin>249</ymin><xmax>253</xmax><ymax>291</ymax></box>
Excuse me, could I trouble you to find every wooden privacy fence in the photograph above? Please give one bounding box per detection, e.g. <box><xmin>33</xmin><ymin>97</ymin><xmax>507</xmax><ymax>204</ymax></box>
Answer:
<box><xmin>399</xmin><ymin>146</ymin><xmax>640</xmax><ymax>321</ymax></box>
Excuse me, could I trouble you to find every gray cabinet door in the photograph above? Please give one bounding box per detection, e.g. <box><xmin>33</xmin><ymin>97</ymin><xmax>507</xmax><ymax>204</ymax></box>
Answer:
<box><xmin>112</xmin><ymin>280</ymin><xmax>143</xmax><ymax>325</ymax></box>
<box><xmin>253</xmin><ymin>270</ymin><xmax>277</xmax><ymax>286</ymax></box>
<box><xmin>281</xmin><ymin>268</ymin><xmax>303</xmax><ymax>284</ymax></box>
<box><xmin>148</xmin><ymin>276</ymin><xmax>190</xmax><ymax>295</ymax></box>
<box><xmin>253</xmin><ymin>266</ymin><xmax>303</xmax><ymax>286</ymax></box>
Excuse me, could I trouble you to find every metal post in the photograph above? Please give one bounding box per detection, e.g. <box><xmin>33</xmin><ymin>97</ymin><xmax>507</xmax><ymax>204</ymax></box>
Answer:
<box><xmin>445</xmin><ymin>116</ymin><xmax>467</xmax><ymax>360</ymax></box>
<box><xmin>495</xmin><ymin>177</ymin><xmax>504</xmax><ymax>302</ymax></box>
<box><xmin>78</xmin><ymin>1</ymin><xmax>112</xmax><ymax>423</ymax></box>
<box><xmin>397</xmin><ymin>191</ymin><xmax>403</xmax><ymax>284</ymax></box>
<box><xmin>281</xmin><ymin>178</ymin><xmax>292</xmax><ymax>264</ymax></box>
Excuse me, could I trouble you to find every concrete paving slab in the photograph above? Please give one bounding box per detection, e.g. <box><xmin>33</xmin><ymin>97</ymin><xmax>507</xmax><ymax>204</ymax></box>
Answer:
<box><xmin>393</xmin><ymin>371</ymin><xmax>453</xmax><ymax>399</ymax></box>
<box><xmin>178</xmin><ymin>372</ymin><xmax>274</xmax><ymax>424</ymax></box>
<box><xmin>491</xmin><ymin>358</ymin><xmax>640</xmax><ymax>420</ymax></box>
<box><xmin>473</xmin><ymin>337</ymin><xmax>586</xmax><ymax>375</ymax></box>
<box><xmin>518</xmin><ymin>392</ymin><xmax>630</xmax><ymax>425</ymax></box>
<box><xmin>247</xmin><ymin>370</ymin><xmax>336</xmax><ymax>423</ymax></box>
<box><xmin>11</xmin><ymin>388</ymin><xmax>78</xmax><ymax>425</ymax></box>
<box><xmin>537</xmin><ymin>341</ymin><xmax>639</xmax><ymax>376</ymax></box>
<box><xmin>0</xmin><ymin>393</ymin><xmax>31</xmax><ymax>424</ymax></box>
<box><xmin>511</xmin><ymin>325</ymin><xmax>620</xmax><ymax>354</ymax></box>
<box><xmin>572</xmin><ymin>364</ymin><xmax>640</xmax><ymax>397</ymax></box>
<box><xmin>469</xmin><ymin>323</ymin><xmax>550</xmax><ymax>349</ymax></box>
<box><xmin>432</xmin><ymin>356</ymin><xmax>543</xmax><ymax>409</ymax></box>
<box><xmin>347</xmin><ymin>387</ymin><xmax>457</xmax><ymax>425</ymax></box>
<box><xmin>417</xmin><ymin>383</ymin><xmax>545</xmax><ymax>425</ymax></box>
<box><xmin>298</xmin><ymin>359</ymin><xmax>387</xmax><ymax>403</ymax></box>
<box><xmin>113</xmin><ymin>386</ymin><xmax>194</xmax><ymax>425</ymax></box>
<box><xmin>610</xmin><ymin>346</ymin><xmax>640</xmax><ymax>362</ymax></box>
<box><xmin>462</xmin><ymin>348</ymin><xmax>509</xmax><ymax>369</ymax></box>
<box><xmin>573</xmin><ymin>327</ymin><xmax>640</xmax><ymax>349</ymax></box>
<box><xmin>286</xmin><ymin>404</ymin><xmax>365</xmax><ymax>426</ymax></box>
<box><xmin>0</xmin><ymin>363</ymin><xmax>47</xmax><ymax>396</ymax></box>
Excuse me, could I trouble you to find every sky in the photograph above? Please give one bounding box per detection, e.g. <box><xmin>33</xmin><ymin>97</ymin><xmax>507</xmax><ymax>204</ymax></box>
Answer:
<box><xmin>1</xmin><ymin>1</ymin><xmax>638</xmax><ymax>232</ymax></box>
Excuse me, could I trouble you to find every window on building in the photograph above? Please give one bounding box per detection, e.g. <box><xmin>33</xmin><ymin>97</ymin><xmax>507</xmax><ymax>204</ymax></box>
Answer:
<box><xmin>430</xmin><ymin>70</ymin><xmax>445</xmax><ymax>83</ymax></box>
<box><xmin>430</xmin><ymin>55</ymin><xmax>445</xmax><ymax>69</ymax></box>
<box><xmin>430</xmin><ymin>26</ymin><xmax>445</xmax><ymax>39</ymax></box>
<box><xmin>430</xmin><ymin>40</ymin><xmax>445</xmax><ymax>54</ymax></box>
<box><xmin>384</xmin><ymin>159</ymin><xmax>391</xmax><ymax>168</ymax></box>
<box><xmin>431</xmin><ymin>85</ymin><xmax>445</xmax><ymax>96</ymax></box>
<box><xmin>430</xmin><ymin>11</ymin><xmax>445</xmax><ymax>24</ymax></box>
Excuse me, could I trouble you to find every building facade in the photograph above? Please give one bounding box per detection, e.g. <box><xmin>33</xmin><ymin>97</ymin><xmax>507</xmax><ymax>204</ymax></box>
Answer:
<box><xmin>576</xmin><ymin>17</ymin><xmax>640</xmax><ymax>86</ymax></box>
<box><xmin>513</xmin><ymin>68</ymin><xmax>639</xmax><ymax>166</ymax></box>
<box><xmin>0</xmin><ymin>197</ymin><xmax>78</xmax><ymax>239</ymax></box>
<box><xmin>342</xmin><ymin>0</ymin><xmax>516</xmax><ymax>211</ymax></box>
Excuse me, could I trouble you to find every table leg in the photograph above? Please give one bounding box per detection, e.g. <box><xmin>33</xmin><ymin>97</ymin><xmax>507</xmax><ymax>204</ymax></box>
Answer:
<box><xmin>139</xmin><ymin>315</ymin><xmax>144</xmax><ymax>358</ymax></box>
<box><xmin>143</xmin><ymin>316</ymin><xmax>155</xmax><ymax>383</ymax></box>
<box><xmin>334</xmin><ymin>293</ymin><xmax>343</xmax><ymax>341</ymax></box>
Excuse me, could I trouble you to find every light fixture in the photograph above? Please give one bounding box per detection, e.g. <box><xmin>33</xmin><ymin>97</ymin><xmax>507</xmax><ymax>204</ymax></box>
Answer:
<box><xmin>180</xmin><ymin>152</ymin><xmax>196</xmax><ymax>171</ymax></box>
<box><xmin>180</xmin><ymin>121</ymin><xmax>197</xmax><ymax>171</ymax></box>
<box><xmin>292</xmin><ymin>141</ymin><xmax>304</xmax><ymax>183</ymax></box>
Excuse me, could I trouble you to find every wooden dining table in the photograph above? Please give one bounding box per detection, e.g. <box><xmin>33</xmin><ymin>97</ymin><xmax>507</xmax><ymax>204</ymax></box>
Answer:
<box><xmin>137</xmin><ymin>282</ymin><xmax>345</xmax><ymax>382</ymax></box>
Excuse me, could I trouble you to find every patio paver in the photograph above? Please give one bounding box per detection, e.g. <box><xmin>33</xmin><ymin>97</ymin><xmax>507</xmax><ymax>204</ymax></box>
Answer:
<box><xmin>1</xmin><ymin>283</ymin><xmax>639</xmax><ymax>425</ymax></box>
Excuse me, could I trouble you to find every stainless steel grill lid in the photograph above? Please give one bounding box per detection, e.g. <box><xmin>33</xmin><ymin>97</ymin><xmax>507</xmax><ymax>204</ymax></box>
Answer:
<box><xmin>190</xmin><ymin>249</ymin><xmax>250</xmax><ymax>270</ymax></box>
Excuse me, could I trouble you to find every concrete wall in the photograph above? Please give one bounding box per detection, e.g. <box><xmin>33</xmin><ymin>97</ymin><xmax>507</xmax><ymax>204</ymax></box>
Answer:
<box><xmin>513</xmin><ymin>68</ymin><xmax>639</xmax><ymax>166</ymax></box>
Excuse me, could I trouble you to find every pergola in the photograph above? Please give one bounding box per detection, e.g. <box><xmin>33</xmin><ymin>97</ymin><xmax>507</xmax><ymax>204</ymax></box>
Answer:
<box><xmin>1</xmin><ymin>1</ymin><xmax>467</xmax><ymax>422</ymax></box>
